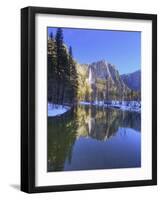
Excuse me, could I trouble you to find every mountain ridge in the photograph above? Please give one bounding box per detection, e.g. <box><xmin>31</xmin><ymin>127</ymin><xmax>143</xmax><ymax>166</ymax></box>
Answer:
<box><xmin>79</xmin><ymin>60</ymin><xmax>141</xmax><ymax>92</ymax></box>
<box><xmin>78</xmin><ymin>59</ymin><xmax>141</xmax><ymax>101</ymax></box>
<box><xmin>121</xmin><ymin>70</ymin><xmax>141</xmax><ymax>91</ymax></box>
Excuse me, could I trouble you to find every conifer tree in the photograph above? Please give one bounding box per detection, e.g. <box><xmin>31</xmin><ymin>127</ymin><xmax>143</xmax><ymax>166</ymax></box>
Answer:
<box><xmin>47</xmin><ymin>32</ymin><xmax>57</xmax><ymax>103</ymax></box>
<box><xmin>48</xmin><ymin>28</ymin><xmax>78</xmax><ymax>105</ymax></box>
<box><xmin>55</xmin><ymin>28</ymin><xmax>65</xmax><ymax>104</ymax></box>
<box><xmin>69</xmin><ymin>46</ymin><xmax>78</xmax><ymax>103</ymax></box>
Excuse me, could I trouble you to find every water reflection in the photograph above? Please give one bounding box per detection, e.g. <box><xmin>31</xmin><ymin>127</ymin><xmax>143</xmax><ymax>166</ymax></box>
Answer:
<box><xmin>48</xmin><ymin>105</ymin><xmax>141</xmax><ymax>172</ymax></box>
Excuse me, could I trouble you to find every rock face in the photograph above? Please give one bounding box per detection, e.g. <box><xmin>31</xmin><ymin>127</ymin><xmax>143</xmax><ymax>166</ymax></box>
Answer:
<box><xmin>121</xmin><ymin>70</ymin><xmax>141</xmax><ymax>91</ymax></box>
<box><xmin>88</xmin><ymin>60</ymin><xmax>129</xmax><ymax>92</ymax></box>
<box><xmin>78</xmin><ymin>60</ymin><xmax>141</xmax><ymax>101</ymax></box>
<box><xmin>89</xmin><ymin>60</ymin><xmax>111</xmax><ymax>81</ymax></box>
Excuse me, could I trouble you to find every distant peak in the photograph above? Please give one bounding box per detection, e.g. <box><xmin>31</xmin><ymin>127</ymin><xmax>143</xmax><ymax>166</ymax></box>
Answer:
<box><xmin>121</xmin><ymin>69</ymin><xmax>141</xmax><ymax>76</ymax></box>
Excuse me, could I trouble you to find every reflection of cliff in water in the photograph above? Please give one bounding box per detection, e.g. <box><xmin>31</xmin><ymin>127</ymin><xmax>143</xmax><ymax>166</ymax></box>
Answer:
<box><xmin>76</xmin><ymin>106</ymin><xmax>141</xmax><ymax>141</ymax></box>
<box><xmin>47</xmin><ymin>105</ymin><xmax>141</xmax><ymax>171</ymax></box>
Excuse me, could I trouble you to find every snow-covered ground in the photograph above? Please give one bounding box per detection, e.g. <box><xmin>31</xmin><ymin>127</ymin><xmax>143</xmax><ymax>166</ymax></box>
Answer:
<box><xmin>48</xmin><ymin>103</ymin><xmax>71</xmax><ymax>117</ymax></box>
<box><xmin>109</xmin><ymin>100</ymin><xmax>141</xmax><ymax>112</ymax></box>
<box><xmin>48</xmin><ymin>101</ymin><xmax>141</xmax><ymax>117</ymax></box>
<box><xmin>80</xmin><ymin>101</ymin><xmax>104</xmax><ymax>106</ymax></box>
<box><xmin>79</xmin><ymin>100</ymin><xmax>141</xmax><ymax>112</ymax></box>
<box><xmin>79</xmin><ymin>101</ymin><xmax>91</xmax><ymax>105</ymax></box>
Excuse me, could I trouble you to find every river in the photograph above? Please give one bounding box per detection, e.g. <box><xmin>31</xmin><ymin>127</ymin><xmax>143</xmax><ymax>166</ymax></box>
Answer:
<box><xmin>47</xmin><ymin>105</ymin><xmax>141</xmax><ymax>172</ymax></box>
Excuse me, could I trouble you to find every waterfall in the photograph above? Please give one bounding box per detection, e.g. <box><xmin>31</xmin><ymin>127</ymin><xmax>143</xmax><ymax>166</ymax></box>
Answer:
<box><xmin>89</xmin><ymin>67</ymin><xmax>92</xmax><ymax>84</ymax></box>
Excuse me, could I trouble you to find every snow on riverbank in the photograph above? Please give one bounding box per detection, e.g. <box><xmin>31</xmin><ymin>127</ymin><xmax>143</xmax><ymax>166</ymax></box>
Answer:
<box><xmin>48</xmin><ymin>100</ymin><xmax>141</xmax><ymax>117</ymax></box>
<box><xmin>48</xmin><ymin>103</ymin><xmax>71</xmax><ymax>117</ymax></box>
<box><xmin>109</xmin><ymin>100</ymin><xmax>141</xmax><ymax>112</ymax></box>
<box><xmin>79</xmin><ymin>100</ymin><xmax>141</xmax><ymax>112</ymax></box>
<box><xmin>80</xmin><ymin>101</ymin><xmax>104</xmax><ymax>106</ymax></box>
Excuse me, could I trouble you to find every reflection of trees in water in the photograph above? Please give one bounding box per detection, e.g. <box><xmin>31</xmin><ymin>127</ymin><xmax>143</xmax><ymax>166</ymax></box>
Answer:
<box><xmin>47</xmin><ymin>106</ymin><xmax>141</xmax><ymax>171</ymax></box>
<box><xmin>48</xmin><ymin>109</ymin><xmax>77</xmax><ymax>171</ymax></box>
<box><xmin>121</xmin><ymin>111</ymin><xmax>141</xmax><ymax>131</ymax></box>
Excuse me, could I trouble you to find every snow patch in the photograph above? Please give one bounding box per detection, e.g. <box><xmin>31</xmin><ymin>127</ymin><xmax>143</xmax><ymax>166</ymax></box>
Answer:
<box><xmin>48</xmin><ymin>103</ymin><xmax>71</xmax><ymax>117</ymax></box>
<box><xmin>79</xmin><ymin>100</ymin><xmax>141</xmax><ymax>112</ymax></box>
<box><xmin>79</xmin><ymin>101</ymin><xmax>91</xmax><ymax>105</ymax></box>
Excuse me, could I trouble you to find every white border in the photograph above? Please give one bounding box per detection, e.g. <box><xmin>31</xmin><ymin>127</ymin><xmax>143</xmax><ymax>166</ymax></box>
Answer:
<box><xmin>35</xmin><ymin>14</ymin><xmax>152</xmax><ymax>186</ymax></box>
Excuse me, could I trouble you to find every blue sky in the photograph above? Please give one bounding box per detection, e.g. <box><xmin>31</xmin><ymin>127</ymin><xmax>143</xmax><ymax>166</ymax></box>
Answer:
<box><xmin>48</xmin><ymin>27</ymin><xmax>141</xmax><ymax>75</ymax></box>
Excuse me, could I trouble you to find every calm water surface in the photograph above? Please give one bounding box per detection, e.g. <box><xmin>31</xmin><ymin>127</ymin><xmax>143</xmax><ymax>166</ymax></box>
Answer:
<box><xmin>47</xmin><ymin>105</ymin><xmax>141</xmax><ymax>172</ymax></box>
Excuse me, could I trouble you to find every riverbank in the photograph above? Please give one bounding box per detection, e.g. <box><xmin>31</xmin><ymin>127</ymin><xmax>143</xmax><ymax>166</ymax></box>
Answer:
<box><xmin>79</xmin><ymin>100</ymin><xmax>141</xmax><ymax>112</ymax></box>
<box><xmin>48</xmin><ymin>103</ymin><xmax>71</xmax><ymax>117</ymax></box>
<box><xmin>48</xmin><ymin>100</ymin><xmax>141</xmax><ymax>117</ymax></box>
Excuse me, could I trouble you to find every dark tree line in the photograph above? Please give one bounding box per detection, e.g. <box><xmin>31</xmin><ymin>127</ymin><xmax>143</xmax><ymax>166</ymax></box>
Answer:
<box><xmin>48</xmin><ymin>28</ymin><xmax>78</xmax><ymax>105</ymax></box>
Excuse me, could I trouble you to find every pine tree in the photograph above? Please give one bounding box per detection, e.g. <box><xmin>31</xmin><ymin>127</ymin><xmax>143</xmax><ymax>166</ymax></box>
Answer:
<box><xmin>60</xmin><ymin>46</ymin><xmax>70</xmax><ymax>104</ymax></box>
<box><xmin>48</xmin><ymin>28</ymin><xmax>78</xmax><ymax>106</ymax></box>
<box><xmin>69</xmin><ymin>46</ymin><xmax>78</xmax><ymax>104</ymax></box>
<box><xmin>47</xmin><ymin>33</ymin><xmax>57</xmax><ymax>103</ymax></box>
<box><xmin>49</xmin><ymin>31</ymin><xmax>54</xmax><ymax>40</ymax></box>
<box><xmin>55</xmin><ymin>28</ymin><xmax>65</xmax><ymax>104</ymax></box>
